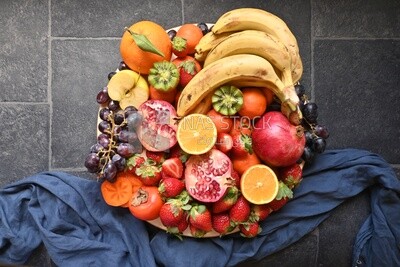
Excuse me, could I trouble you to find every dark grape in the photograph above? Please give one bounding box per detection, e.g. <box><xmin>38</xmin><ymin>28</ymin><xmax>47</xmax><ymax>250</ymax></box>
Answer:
<box><xmin>266</xmin><ymin>101</ymin><xmax>281</xmax><ymax>112</ymax></box>
<box><xmin>295</xmin><ymin>84</ymin><xmax>305</xmax><ymax>98</ymax></box>
<box><xmin>167</xmin><ymin>29</ymin><xmax>177</xmax><ymax>40</ymax></box>
<box><xmin>96</xmin><ymin>87</ymin><xmax>110</xmax><ymax>104</ymax></box>
<box><xmin>124</xmin><ymin>106</ymin><xmax>138</xmax><ymax>118</ymax></box>
<box><xmin>197</xmin><ymin>22</ymin><xmax>209</xmax><ymax>35</ymax></box>
<box><xmin>112</xmin><ymin>154</ymin><xmax>126</xmax><ymax>171</ymax></box>
<box><xmin>99</xmin><ymin>107</ymin><xmax>112</xmax><ymax>121</ymax></box>
<box><xmin>304</xmin><ymin>131</ymin><xmax>314</xmax><ymax>147</ymax></box>
<box><xmin>302</xmin><ymin>146</ymin><xmax>315</xmax><ymax>163</ymax></box>
<box><xmin>118</xmin><ymin>61</ymin><xmax>129</xmax><ymax>70</ymax></box>
<box><xmin>90</xmin><ymin>143</ymin><xmax>104</xmax><ymax>154</ymax></box>
<box><xmin>97</xmin><ymin>133</ymin><xmax>110</xmax><ymax>148</ymax></box>
<box><xmin>98</xmin><ymin>120</ymin><xmax>111</xmax><ymax>134</ymax></box>
<box><xmin>118</xmin><ymin>130</ymin><xmax>138</xmax><ymax>143</ymax></box>
<box><xmin>314</xmin><ymin>124</ymin><xmax>330</xmax><ymax>139</ymax></box>
<box><xmin>117</xmin><ymin>143</ymin><xmax>136</xmax><ymax>158</ymax></box>
<box><xmin>108</xmin><ymin>100</ymin><xmax>120</xmax><ymax>111</ymax></box>
<box><xmin>114</xmin><ymin>112</ymin><xmax>125</xmax><ymax>125</ymax></box>
<box><xmin>108</xmin><ymin>71</ymin><xmax>117</xmax><ymax>80</ymax></box>
<box><xmin>103</xmin><ymin>161</ymin><xmax>117</xmax><ymax>182</ymax></box>
<box><xmin>126</xmin><ymin>112</ymin><xmax>143</xmax><ymax>131</ymax></box>
<box><xmin>313</xmin><ymin>137</ymin><xmax>326</xmax><ymax>153</ymax></box>
<box><xmin>302</xmin><ymin>102</ymin><xmax>318</xmax><ymax>123</ymax></box>
<box><xmin>84</xmin><ymin>153</ymin><xmax>100</xmax><ymax>173</ymax></box>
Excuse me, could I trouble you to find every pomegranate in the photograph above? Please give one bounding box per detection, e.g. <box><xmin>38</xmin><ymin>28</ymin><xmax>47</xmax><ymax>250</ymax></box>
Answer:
<box><xmin>137</xmin><ymin>100</ymin><xmax>178</xmax><ymax>152</ymax></box>
<box><xmin>252</xmin><ymin>111</ymin><xmax>305</xmax><ymax>167</ymax></box>
<box><xmin>185</xmin><ymin>149</ymin><xmax>232</xmax><ymax>203</ymax></box>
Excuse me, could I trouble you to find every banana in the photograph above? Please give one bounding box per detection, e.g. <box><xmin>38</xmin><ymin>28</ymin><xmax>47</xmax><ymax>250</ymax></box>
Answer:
<box><xmin>176</xmin><ymin>54</ymin><xmax>301</xmax><ymax>123</ymax></box>
<box><xmin>211</xmin><ymin>8</ymin><xmax>303</xmax><ymax>83</ymax></box>
<box><xmin>203</xmin><ymin>30</ymin><xmax>293</xmax><ymax>87</ymax></box>
<box><xmin>189</xmin><ymin>92</ymin><xmax>213</xmax><ymax>114</ymax></box>
<box><xmin>194</xmin><ymin>31</ymin><xmax>233</xmax><ymax>62</ymax></box>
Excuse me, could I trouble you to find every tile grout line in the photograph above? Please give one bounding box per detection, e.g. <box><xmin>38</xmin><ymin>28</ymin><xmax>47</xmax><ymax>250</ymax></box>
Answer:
<box><xmin>181</xmin><ymin>0</ymin><xmax>185</xmax><ymax>24</ymax></box>
<box><xmin>47</xmin><ymin>0</ymin><xmax>53</xmax><ymax>172</ymax></box>
<box><xmin>310</xmin><ymin>0</ymin><xmax>315</xmax><ymax>101</ymax></box>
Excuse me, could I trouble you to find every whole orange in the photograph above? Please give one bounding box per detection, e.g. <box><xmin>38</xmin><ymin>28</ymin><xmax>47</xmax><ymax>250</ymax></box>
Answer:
<box><xmin>238</xmin><ymin>87</ymin><xmax>268</xmax><ymax>119</ymax></box>
<box><xmin>120</xmin><ymin>20</ymin><xmax>172</xmax><ymax>74</ymax></box>
<box><xmin>232</xmin><ymin>153</ymin><xmax>261</xmax><ymax>176</ymax></box>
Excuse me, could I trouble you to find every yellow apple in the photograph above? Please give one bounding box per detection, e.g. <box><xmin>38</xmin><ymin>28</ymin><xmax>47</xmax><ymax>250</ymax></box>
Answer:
<box><xmin>107</xmin><ymin>69</ymin><xmax>149</xmax><ymax>109</ymax></box>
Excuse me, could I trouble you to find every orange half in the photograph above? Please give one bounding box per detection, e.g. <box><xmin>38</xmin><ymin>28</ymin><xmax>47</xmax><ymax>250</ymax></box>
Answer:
<box><xmin>177</xmin><ymin>114</ymin><xmax>217</xmax><ymax>155</ymax></box>
<box><xmin>240</xmin><ymin>164</ymin><xmax>279</xmax><ymax>205</ymax></box>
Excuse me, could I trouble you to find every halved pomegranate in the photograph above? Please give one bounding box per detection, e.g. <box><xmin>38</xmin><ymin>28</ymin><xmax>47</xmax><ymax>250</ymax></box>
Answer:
<box><xmin>137</xmin><ymin>100</ymin><xmax>178</xmax><ymax>152</ymax></box>
<box><xmin>184</xmin><ymin>149</ymin><xmax>232</xmax><ymax>203</ymax></box>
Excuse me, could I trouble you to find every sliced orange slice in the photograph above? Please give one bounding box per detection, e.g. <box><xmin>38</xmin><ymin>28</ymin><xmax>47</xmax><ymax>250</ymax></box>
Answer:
<box><xmin>240</xmin><ymin>164</ymin><xmax>279</xmax><ymax>205</ymax></box>
<box><xmin>177</xmin><ymin>114</ymin><xmax>217</xmax><ymax>155</ymax></box>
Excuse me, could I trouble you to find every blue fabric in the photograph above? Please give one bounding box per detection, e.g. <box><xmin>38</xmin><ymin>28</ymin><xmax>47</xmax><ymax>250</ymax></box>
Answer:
<box><xmin>0</xmin><ymin>149</ymin><xmax>399</xmax><ymax>267</ymax></box>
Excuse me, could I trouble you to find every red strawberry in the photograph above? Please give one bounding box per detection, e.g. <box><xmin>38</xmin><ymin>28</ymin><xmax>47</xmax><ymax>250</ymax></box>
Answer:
<box><xmin>162</xmin><ymin>158</ymin><xmax>183</xmax><ymax>179</ymax></box>
<box><xmin>267</xmin><ymin>181</ymin><xmax>293</xmax><ymax>211</ymax></box>
<box><xmin>229</xmin><ymin>195</ymin><xmax>251</xmax><ymax>224</ymax></box>
<box><xmin>279</xmin><ymin>163</ymin><xmax>303</xmax><ymax>189</ymax></box>
<box><xmin>135</xmin><ymin>158</ymin><xmax>162</xmax><ymax>186</ymax></box>
<box><xmin>126</xmin><ymin>154</ymin><xmax>145</xmax><ymax>172</ymax></box>
<box><xmin>215</xmin><ymin>132</ymin><xmax>233</xmax><ymax>154</ymax></box>
<box><xmin>212</xmin><ymin>213</ymin><xmax>235</xmax><ymax>235</ymax></box>
<box><xmin>239</xmin><ymin>221</ymin><xmax>261</xmax><ymax>238</ymax></box>
<box><xmin>189</xmin><ymin>223</ymin><xmax>207</xmax><ymax>238</ymax></box>
<box><xmin>146</xmin><ymin>150</ymin><xmax>166</xmax><ymax>163</ymax></box>
<box><xmin>178</xmin><ymin>60</ymin><xmax>201</xmax><ymax>87</ymax></box>
<box><xmin>172</xmin><ymin>36</ymin><xmax>189</xmax><ymax>58</ymax></box>
<box><xmin>189</xmin><ymin>204</ymin><xmax>213</xmax><ymax>232</ymax></box>
<box><xmin>212</xmin><ymin>186</ymin><xmax>239</xmax><ymax>213</ymax></box>
<box><xmin>159</xmin><ymin>201</ymin><xmax>185</xmax><ymax>227</ymax></box>
<box><xmin>231</xmin><ymin>132</ymin><xmax>253</xmax><ymax>157</ymax></box>
<box><xmin>230</xmin><ymin>168</ymin><xmax>241</xmax><ymax>188</ymax></box>
<box><xmin>168</xmin><ymin>144</ymin><xmax>189</xmax><ymax>163</ymax></box>
<box><xmin>158</xmin><ymin>177</ymin><xmax>185</xmax><ymax>198</ymax></box>
<box><xmin>251</xmin><ymin>204</ymin><xmax>272</xmax><ymax>222</ymax></box>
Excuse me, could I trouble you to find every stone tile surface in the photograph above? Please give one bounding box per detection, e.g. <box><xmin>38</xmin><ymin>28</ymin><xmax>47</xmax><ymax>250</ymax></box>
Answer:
<box><xmin>314</xmin><ymin>39</ymin><xmax>400</xmax><ymax>163</ymax></box>
<box><xmin>312</xmin><ymin>0</ymin><xmax>400</xmax><ymax>38</ymax></box>
<box><xmin>0</xmin><ymin>104</ymin><xmax>49</xmax><ymax>186</ymax></box>
<box><xmin>51</xmin><ymin>39</ymin><xmax>120</xmax><ymax>169</ymax></box>
<box><xmin>236</xmin><ymin>231</ymin><xmax>318</xmax><ymax>267</ymax></box>
<box><xmin>1</xmin><ymin>0</ymin><xmax>399</xmax><ymax>266</ymax></box>
<box><xmin>51</xmin><ymin>0</ymin><xmax>182</xmax><ymax>37</ymax></box>
<box><xmin>317</xmin><ymin>192</ymin><xmax>370</xmax><ymax>267</ymax></box>
<box><xmin>0</xmin><ymin>0</ymin><xmax>48</xmax><ymax>102</ymax></box>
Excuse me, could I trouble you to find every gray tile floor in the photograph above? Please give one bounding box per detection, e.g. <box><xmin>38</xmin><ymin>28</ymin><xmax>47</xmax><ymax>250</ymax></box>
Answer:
<box><xmin>1</xmin><ymin>0</ymin><xmax>399</xmax><ymax>266</ymax></box>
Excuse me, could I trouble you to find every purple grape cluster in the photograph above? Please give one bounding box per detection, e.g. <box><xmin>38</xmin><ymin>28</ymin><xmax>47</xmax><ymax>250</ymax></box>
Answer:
<box><xmin>296</xmin><ymin>84</ymin><xmax>330</xmax><ymax>164</ymax></box>
<box><xmin>84</xmin><ymin>86</ymin><xmax>143</xmax><ymax>182</ymax></box>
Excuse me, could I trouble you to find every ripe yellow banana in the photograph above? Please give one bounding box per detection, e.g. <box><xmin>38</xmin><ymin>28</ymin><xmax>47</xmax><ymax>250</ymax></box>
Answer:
<box><xmin>176</xmin><ymin>54</ymin><xmax>301</xmax><ymax>123</ymax></box>
<box><xmin>189</xmin><ymin>92</ymin><xmax>213</xmax><ymax>114</ymax></box>
<box><xmin>203</xmin><ymin>30</ymin><xmax>293</xmax><ymax>86</ymax></box>
<box><xmin>194</xmin><ymin>31</ymin><xmax>233</xmax><ymax>62</ymax></box>
<box><xmin>211</xmin><ymin>8</ymin><xmax>303</xmax><ymax>83</ymax></box>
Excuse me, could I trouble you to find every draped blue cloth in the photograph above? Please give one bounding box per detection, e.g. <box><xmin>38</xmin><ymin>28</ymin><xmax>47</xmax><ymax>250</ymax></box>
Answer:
<box><xmin>1</xmin><ymin>149</ymin><xmax>399</xmax><ymax>267</ymax></box>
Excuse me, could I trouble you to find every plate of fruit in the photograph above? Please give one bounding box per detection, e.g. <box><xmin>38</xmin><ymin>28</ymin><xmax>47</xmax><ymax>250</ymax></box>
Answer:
<box><xmin>85</xmin><ymin>8</ymin><xmax>329</xmax><ymax>238</ymax></box>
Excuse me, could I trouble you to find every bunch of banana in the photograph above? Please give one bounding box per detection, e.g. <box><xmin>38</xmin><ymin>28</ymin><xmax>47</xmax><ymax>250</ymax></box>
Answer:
<box><xmin>178</xmin><ymin>8</ymin><xmax>304</xmax><ymax>125</ymax></box>
<box><xmin>195</xmin><ymin>8</ymin><xmax>303</xmax><ymax>83</ymax></box>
